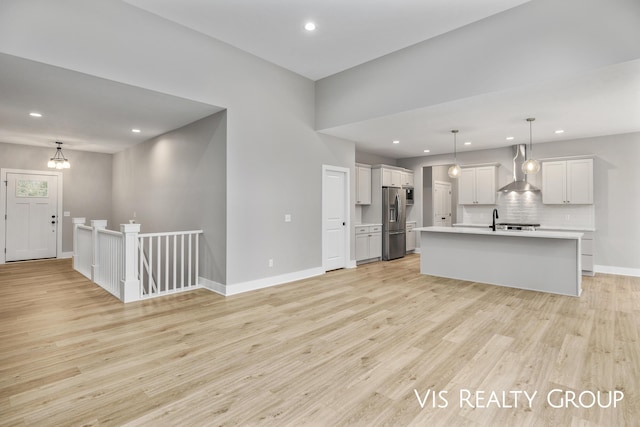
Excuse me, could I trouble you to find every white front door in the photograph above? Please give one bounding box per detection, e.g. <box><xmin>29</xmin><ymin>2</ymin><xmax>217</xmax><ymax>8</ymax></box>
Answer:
<box><xmin>5</xmin><ymin>173</ymin><xmax>59</xmax><ymax>261</ymax></box>
<box><xmin>323</xmin><ymin>166</ymin><xmax>349</xmax><ymax>271</ymax></box>
<box><xmin>434</xmin><ymin>181</ymin><xmax>452</xmax><ymax>227</ymax></box>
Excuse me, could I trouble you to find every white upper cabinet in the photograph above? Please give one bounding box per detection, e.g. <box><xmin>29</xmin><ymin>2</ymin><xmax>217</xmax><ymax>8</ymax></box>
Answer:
<box><xmin>356</xmin><ymin>164</ymin><xmax>372</xmax><ymax>205</ymax></box>
<box><xmin>458</xmin><ymin>166</ymin><xmax>497</xmax><ymax>205</ymax></box>
<box><xmin>381</xmin><ymin>168</ymin><xmax>404</xmax><ymax>187</ymax></box>
<box><xmin>401</xmin><ymin>171</ymin><xmax>414</xmax><ymax>187</ymax></box>
<box><xmin>542</xmin><ymin>159</ymin><xmax>593</xmax><ymax>204</ymax></box>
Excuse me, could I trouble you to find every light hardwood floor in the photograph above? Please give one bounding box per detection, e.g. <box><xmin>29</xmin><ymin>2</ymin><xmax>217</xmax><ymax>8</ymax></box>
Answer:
<box><xmin>1</xmin><ymin>257</ymin><xmax>638</xmax><ymax>426</ymax></box>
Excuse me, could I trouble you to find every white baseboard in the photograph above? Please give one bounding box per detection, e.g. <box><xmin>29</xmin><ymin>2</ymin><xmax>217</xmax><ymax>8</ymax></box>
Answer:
<box><xmin>205</xmin><ymin>267</ymin><xmax>325</xmax><ymax>297</ymax></box>
<box><xmin>347</xmin><ymin>260</ymin><xmax>357</xmax><ymax>269</ymax></box>
<box><xmin>59</xmin><ymin>252</ymin><xmax>73</xmax><ymax>259</ymax></box>
<box><xmin>198</xmin><ymin>277</ymin><xmax>226</xmax><ymax>296</ymax></box>
<box><xmin>595</xmin><ymin>265</ymin><xmax>640</xmax><ymax>277</ymax></box>
<box><xmin>414</xmin><ymin>248</ymin><xmax>421</xmax><ymax>254</ymax></box>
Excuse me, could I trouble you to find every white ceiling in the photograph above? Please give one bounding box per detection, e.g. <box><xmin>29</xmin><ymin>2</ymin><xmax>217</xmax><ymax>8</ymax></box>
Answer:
<box><xmin>321</xmin><ymin>59</ymin><xmax>640</xmax><ymax>159</ymax></box>
<box><xmin>0</xmin><ymin>53</ymin><xmax>223</xmax><ymax>154</ymax></box>
<box><xmin>124</xmin><ymin>0</ymin><xmax>531</xmax><ymax>81</ymax></box>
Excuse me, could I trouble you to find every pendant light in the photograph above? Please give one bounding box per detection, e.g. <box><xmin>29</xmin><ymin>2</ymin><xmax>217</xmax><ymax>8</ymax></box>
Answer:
<box><xmin>447</xmin><ymin>129</ymin><xmax>461</xmax><ymax>178</ymax></box>
<box><xmin>47</xmin><ymin>141</ymin><xmax>71</xmax><ymax>169</ymax></box>
<box><xmin>522</xmin><ymin>118</ymin><xmax>540</xmax><ymax>174</ymax></box>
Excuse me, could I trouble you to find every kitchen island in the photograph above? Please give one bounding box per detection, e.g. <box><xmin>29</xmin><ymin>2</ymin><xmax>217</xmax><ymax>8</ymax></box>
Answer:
<box><xmin>415</xmin><ymin>226</ymin><xmax>583</xmax><ymax>296</ymax></box>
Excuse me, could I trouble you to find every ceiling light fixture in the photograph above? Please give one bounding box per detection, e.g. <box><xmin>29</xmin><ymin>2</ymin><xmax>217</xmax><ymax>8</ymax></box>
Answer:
<box><xmin>29</xmin><ymin>112</ymin><xmax>43</xmax><ymax>117</ymax></box>
<box><xmin>506</xmin><ymin>136</ymin><xmax>515</xmax><ymax>140</ymax></box>
<box><xmin>424</xmin><ymin>149</ymin><xmax>430</xmax><ymax>153</ymax></box>
<box><xmin>464</xmin><ymin>141</ymin><xmax>472</xmax><ymax>145</ymax></box>
<box><xmin>393</xmin><ymin>140</ymin><xmax>400</xmax><ymax>144</ymax></box>
<box><xmin>47</xmin><ymin>141</ymin><xmax>70</xmax><ymax>169</ymax></box>
<box><xmin>522</xmin><ymin>118</ymin><xmax>540</xmax><ymax>175</ymax></box>
<box><xmin>555</xmin><ymin>129</ymin><xmax>565</xmax><ymax>134</ymax></box>
<box><xmin>304</xmin><ymin>22</ymin><xmax>316</xmax><ymax>31</ymax></box>
<box><xmin>132</xmin><ymin>128</ymin><xmax>141</xmax><ymax>133</ymax></box>
<box><xmin>448</xmin><ymin>130</ymin><xmax>461</xmax><ymax>178</ymax></box>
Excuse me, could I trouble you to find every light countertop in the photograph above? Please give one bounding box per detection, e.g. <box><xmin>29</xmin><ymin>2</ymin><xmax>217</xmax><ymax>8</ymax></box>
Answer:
<box><xmin>454</xmin><ymin>223</ymin><xmax>595</xmax><ymax>232</ymax></box>
<box><xmin>415</xmin><ymin>226</ymin><xmax>583</xmax><ymax>240</ymax></box>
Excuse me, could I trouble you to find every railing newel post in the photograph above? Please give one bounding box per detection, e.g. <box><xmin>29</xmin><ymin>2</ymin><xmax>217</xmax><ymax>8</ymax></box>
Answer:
<box><xmin>121</xmin><ymin>223</ymin><xmax>142</xmax><ymax>303</ymax></box>
<box><xmin>90</xmin><ymin>220</ymin><xmax>108</xmax><ymax>282</ymax></box>
<box><xmin>72</xmin><ymin>217</ymin><xmax>86</xmax><ymax>271</ymax></box>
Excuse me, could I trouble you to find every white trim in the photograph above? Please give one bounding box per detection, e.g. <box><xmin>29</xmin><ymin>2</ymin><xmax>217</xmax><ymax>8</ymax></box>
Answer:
<box><xmin>322</xmin><ymin>164</ymin><xmax>351</xmax><ymax>272</ymax></box>
<box><xmin>0</xmin><ymin>168</ymin><xmax>63</xmax><ymax>265</ymax></box>
<box><xmin>60</xmin><ymin>251</ymin><xmax>74</xmax><ymax>259</ymax></box>
<box><xmin>346</xmin><ymin>260</ymin><xmax>357</xmax><ymax>269</ymax></box>
<box><xmin>205</xmin><ymin>267</ymin><xmax>325</xmax><ymax>296</ymax></box>
<box><xmin>198</xmin><ymin>277</ymin><xmax>226</xmax><ymax>296</ymax></box>
<box><xmin>595</xmin><ymin>265</ymin><xmax>640</xmax><ymax>277</ymax></box>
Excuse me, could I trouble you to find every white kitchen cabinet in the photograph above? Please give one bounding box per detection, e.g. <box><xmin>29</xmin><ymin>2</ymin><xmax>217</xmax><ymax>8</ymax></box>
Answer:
<box><xmin>355</xmin><ymin>224</ymin><xmax>382</xmax><ymax>263</ymax></box>
<box><xmin>542</xmin><ymin>159</ymin><xmax>593</xmax><ymax>204</ymax></box>
<box><xmin>382</xmin><ymin>168</ymin><xmax>402</xmax><ymax>187</ymax></box>
<box><xmin>401</xmin><ymin>171</ymin><xmax>414</xmax><ymax>187</ymax></box>
<box><xmin>458</xmin><ymin>166</ymin><xmax>497</xmax><ymax>205</ymax></box>
<box><xmin>355</xmin><ymin>164</ymin><xmax>372</xmax><ymax>205</ymax></box>
<box><xmin>406</xmin><ymin>222</ymin><xmax>416</xmax><ymax>252</ymax></box>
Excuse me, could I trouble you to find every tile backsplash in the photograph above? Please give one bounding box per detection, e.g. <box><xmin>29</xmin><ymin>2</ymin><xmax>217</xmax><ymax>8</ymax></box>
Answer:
<box><xmin>459</xmin><ymin>192</ymin><xmax>595</xmax><ymax>229</ymax></box>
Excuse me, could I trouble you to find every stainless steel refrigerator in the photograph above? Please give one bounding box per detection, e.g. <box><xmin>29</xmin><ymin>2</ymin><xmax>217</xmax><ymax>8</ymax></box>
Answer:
<box><xmin>382</xmin><ymin>186</ymin><xmax>406</xmax><ymax>260</ymax></box>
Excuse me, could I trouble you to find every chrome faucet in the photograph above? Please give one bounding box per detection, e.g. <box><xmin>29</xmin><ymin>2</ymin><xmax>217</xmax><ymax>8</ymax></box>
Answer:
<box><xmin>491</xmin><ymin>208</ymin><xmax>499</xmax><ymax>231</ymax></box>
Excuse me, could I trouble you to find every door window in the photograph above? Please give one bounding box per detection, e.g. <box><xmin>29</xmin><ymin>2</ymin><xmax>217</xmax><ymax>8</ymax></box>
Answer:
<box><xmin>16</xmin><ymin>179</ymin><xmax>49</xmax><ymax>197</ymax></box>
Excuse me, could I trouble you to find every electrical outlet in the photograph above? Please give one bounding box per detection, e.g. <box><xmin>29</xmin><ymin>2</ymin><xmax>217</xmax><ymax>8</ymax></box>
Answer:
<box><xmin>565</xmin><ymin>214</ymin><xmax>571</xmax><ymax>221</ymax></box>
<box><xmin>133</xmin><ymin>211</ymin><xmax>137</xmax><ymax>218</ymax></box>
<box><xmin>268</xmin><ymin>259</ymin><xmax>274</xmax><ymax>267</ymax></box>
<box><xmin>284</xmin><ymin>214</ymin><xmax>292</xmax><ymax>222</ymax></box>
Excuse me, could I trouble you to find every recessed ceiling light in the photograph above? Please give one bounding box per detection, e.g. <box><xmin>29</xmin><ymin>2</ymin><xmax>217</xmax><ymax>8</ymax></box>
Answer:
<box><xmin>304</xmin><ymin>22</ymin><xmax>316</xmax><ymax>31</ymax></box>
<box><xmin>506</xmin><ymin>136</ymin><xmax>515</xmax><ymax>140</ymax></box>
<box><xmin>423</xmin><ymin>149</ymin><xmax>430</xmax><ymax>153</ymax></box>
<box><xmin>464</xmin><ymin>141</ymin><xmax>472</xmax><ymax>145</ymax></box>
<box><xmin>29</xmin><ymin>112</ymin><xmax>42</xmax><ymax>117</ymax></box>
<box><xmin>392</xmin><ymin>140</ymin><xmax>400</xmax><ymax>144</ymax></box>
<box><xmin>555</xmin><ymin>129</ymin><xmax>565</xmax><ymax>134</ymax></box>
<box><xmin>132</xmin><ymin>129</ymin><xmax>141</xmax><ymax>133</ymax></box>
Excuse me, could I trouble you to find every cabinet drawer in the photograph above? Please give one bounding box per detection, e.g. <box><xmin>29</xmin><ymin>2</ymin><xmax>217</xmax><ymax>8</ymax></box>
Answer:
<box><xmin>581</xmin><ymin>239</ymin><xmax>593</xmax><ymax>255</ymax></box>
<box><xmin>370</xmin><ymin>225</ymin><xmax>382</xmax><ymax>233</ymax></box>
<box><xmin>581</xmin><ymin>255</ymin><xmax>594</xmax><ymax>271</ymax></box>
<box><xmin>355</xmin><ymin>226</ymin><xmax>370</xmax><ymax>234</ymax></box>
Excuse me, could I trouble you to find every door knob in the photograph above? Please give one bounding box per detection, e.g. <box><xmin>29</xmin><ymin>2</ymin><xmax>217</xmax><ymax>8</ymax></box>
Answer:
<box><xmin>51</xmin><ymin>221</ymin><xmax>56</xmax><ymax>224</ymax></box>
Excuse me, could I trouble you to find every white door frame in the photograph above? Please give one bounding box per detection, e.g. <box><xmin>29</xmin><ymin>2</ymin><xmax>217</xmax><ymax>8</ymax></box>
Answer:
<box><xmin>0</xmin><ymin>168</ymin><xmax>64</xmax><ymax>264</ymax></box>
<box><xmin>322</xmin><ymin>165</ymin><xmax>351</xmax><ymax>271</ymax></box>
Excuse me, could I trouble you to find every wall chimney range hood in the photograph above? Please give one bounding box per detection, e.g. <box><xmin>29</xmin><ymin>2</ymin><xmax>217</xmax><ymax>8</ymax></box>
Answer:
<box><xmin>498</xmin><ymin>145</ymin><xmax>540</xmax><ymax>192</ymax></box>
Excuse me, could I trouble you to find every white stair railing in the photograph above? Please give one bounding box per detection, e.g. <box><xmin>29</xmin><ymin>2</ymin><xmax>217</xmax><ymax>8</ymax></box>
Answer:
<box><xmin>73</xmin><ymin>218</ymin><xmax>92</xmax><ymax>280</ymax></box>
<box><xmin>72</xmin><ymin>218</ymin><xmax>203</xmax><ymax>302</ymax></box>
<box><xmin>138</xmin><ymin>230</ymin><xmax>202</xmax><ymax>299</ymax></box>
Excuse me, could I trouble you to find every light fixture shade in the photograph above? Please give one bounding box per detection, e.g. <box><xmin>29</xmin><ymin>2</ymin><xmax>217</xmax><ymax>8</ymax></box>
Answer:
<box><xmin>522</xmin><ymin>158</ymin><xmax>540</xmax><ymax>174</ymax></box>
<box><xmin>448</xmin><ymin>164</ymin><xmax>461</xmax><ymax>178</ymax></box>
<box><xmin>47</xmin><ymin>141</ymin><xmax>70</xmax><ymax>169</ymax></box>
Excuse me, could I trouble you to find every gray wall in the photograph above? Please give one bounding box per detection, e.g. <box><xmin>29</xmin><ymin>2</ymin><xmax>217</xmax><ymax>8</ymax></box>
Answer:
<box><xmin>0</xmin><ymin>142</ymin><xmax>112</xmax><ymax>253</ymax></box>
<box><xmin>111</xmin><ymin>112</ymin><xmax>227</xmax><ymax>284</ymax></box>
<box><xmin>315</xmin><ymin>0</ymin><xmax>640</xmax><ymax>129</ymax></box>
<box><xmin>399</xmin><ymin>132</ymin><xmax>640</xmax><ymax>271</ymax></box>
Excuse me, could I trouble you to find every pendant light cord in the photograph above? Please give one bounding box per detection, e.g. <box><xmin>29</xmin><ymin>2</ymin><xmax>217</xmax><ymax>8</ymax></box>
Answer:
<box><xmin>527</xmin><ymin>118</ymin><xmax>535</xmax><ymax>158</ymax></box>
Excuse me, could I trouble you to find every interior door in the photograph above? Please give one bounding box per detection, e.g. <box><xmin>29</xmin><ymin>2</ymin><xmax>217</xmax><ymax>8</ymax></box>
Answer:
<box><xmin>5</xmin><ymin>173</ymin><xmax>58</xmax><ymax>261</ymax></box>
<box><xmin>323</xmin><ymin>167</ymin><xmax>347</xmax><ymax>271</ymax></box>
<box><xmin>434</xmin><ymin>181</ymin><xmax>452</xmax><ymax>226</ymax></box>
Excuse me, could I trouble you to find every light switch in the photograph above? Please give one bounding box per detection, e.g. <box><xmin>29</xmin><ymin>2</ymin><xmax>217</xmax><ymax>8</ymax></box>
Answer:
<box><xmin>285</xmin><ymin>214</ymin><xmax>292</xmax><ymax>222</ymax></box>
<box><xmin>64</xmin><ymin>211</ymin><xmax>70</xmax><ymax>217</ymax></box>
